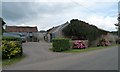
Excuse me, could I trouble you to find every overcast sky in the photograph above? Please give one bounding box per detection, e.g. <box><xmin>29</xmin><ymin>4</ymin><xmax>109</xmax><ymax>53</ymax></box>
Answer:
<box><xmin>1</xmin><ymin>0</ymin><xmax>119</xmax><ymax>31</ymax></box>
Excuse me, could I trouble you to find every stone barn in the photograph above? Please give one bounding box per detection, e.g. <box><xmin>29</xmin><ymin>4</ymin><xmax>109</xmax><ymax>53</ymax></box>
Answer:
<box><xmin>5</xmin><ymin>26</ymin><xmax>38</xmax><ymax>42</ymax></box>
<box><xmin>45</xmin><ymin>22</ymin><xmax>69</xmax><ymax>42</ymax></box>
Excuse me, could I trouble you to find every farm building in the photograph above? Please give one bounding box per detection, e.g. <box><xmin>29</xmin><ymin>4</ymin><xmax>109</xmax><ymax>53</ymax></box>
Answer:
<box><xmin>45</xmin><ymin>19</ymin><xmax>118</xmax><ymax>47</ymax></box>
<box><xmin>5</xmin><ymin>26</ymin><xmax>38</xmax><ymax>42</ymax></box>
<box><xmin>45</xmin><ymin>22</ymin><xmax>69</xmax><ymax>42</ymax></box>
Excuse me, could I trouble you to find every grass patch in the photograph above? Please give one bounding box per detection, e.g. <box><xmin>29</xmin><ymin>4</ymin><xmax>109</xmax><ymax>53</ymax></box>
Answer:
<box><xmin>0</xmin><ymin>47</ymin><xmax>1</xmax><ymax>62</ymax></box>
<box><xmin>49</xmin><ymin>48</ymin><xmax>53</xmax><ymax>51</ymax></box>
<box><xmin>2</xmin><ymin>55</ymin><xmax>25</xmax><ymax>67</ymax></box>
<box><xmin>0</xmin><ymin>47</ymin><xmax>1</xmax><ymax>52</ymax></box>
<box><xmin>64</xmin><ymin>44</ymin><xmax>118</xmax><ymax>53</ymax></box>
<box><xmin>49</xmin><ymin>44</ymin><xmax>118</xmax><ymax>53</ymax></box>
<box><xmin>0</xmin><ymin>35</ymin><xmax>2</xmax><ymax>41</ymax></box>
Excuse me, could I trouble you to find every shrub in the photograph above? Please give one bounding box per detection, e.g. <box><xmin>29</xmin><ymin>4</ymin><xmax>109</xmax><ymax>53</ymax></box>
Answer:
<box><xmin>52</xmin><ymin>38</ymin><xmax>70</xmax><ymax>52</ymax></box>
<box><xmin>2</xmin><ymin>40</ymin><xmax>23</xmax><ymax>59</ymax></box>
<box><xmin>2</xmin><ymin>36</ymin><xmax>21</xmax><ymax>41</ymax></box>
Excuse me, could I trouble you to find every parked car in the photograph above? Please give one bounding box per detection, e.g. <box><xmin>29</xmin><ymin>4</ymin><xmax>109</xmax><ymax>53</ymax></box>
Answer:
<box><xmin>20</xmin><ymin>34</ymin><xmax>26</xmax><ymax>43</ymax></box>
<box><xmin>73</xmin><ymin>40</ymin><xmax>87</xmax><ymax>49</ymax></box>
<box><xmin>20</xmin><ymin>36</ymin><xmax>26</xmax><ymax>43</ymax></box>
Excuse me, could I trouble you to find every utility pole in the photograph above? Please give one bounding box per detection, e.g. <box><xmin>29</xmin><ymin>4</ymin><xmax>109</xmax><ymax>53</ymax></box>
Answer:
<box><xmin>113</xmin><ymin>2</ymin><xmax>120</xmax><ymax>44</ymax></box>
<box><xmin>118</xmin><ymin>1</ymin><xmax>120</xmax><ymax>38</ymax></box>
<box><xmin>118</xmin><ymin>13</ymin><xmax>120</xmax><ymax>38</ymax></box>
<box><xmin>115</xmin><ymin>2</ymin><xmax>120</xmax><ymax>38</ymax></box>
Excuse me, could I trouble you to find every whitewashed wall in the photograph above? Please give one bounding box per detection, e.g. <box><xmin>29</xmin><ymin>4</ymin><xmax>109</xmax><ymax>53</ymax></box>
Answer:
<box><xmin>33</xmin><ymin>32</ymin><xmax>46</xmax><ymax>42</ymax></box>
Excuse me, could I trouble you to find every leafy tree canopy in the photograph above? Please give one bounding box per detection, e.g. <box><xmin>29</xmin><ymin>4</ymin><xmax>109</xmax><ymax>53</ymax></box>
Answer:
<box><xmin>0</xmin><ymin>17</ymin><xmax>6</xmax><ymax>34</ymax></box>
<box><xmin>62</xmin><ymin>19</ymin><xmax>108</xmax><ymax>42</ymax></box>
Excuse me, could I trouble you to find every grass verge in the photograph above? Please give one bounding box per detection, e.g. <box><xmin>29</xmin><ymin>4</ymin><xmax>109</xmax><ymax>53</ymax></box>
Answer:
<box><xmin>64</xmin><ymin>44</ymin><xmax>118</xmax><ymax>53</ymax></box>
<box><xmin>49</xmin><ymin>44</ymin><xmax>118</xmax><ymax>53</ymax></box>
<box><xmin>2</xmin><ymin>55</ymin><xmax>25</xmax><ymax>67</ymax></box>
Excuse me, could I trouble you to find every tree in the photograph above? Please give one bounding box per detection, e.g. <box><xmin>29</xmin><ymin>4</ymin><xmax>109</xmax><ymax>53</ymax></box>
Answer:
<box><xmin>62</xmin><ymin>19</ymin><xmax>108</xmax><ymax>46</ymax></box>
<box><xmin>0</xmin><ymin>17</ymin><xmax>6</xmax><ymax>34</ymax></box>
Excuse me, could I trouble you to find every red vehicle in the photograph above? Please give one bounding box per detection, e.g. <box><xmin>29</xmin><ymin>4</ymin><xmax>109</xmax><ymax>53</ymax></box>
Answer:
<box><xmin>73</xmin><ymin>40</ymin><xmax>87</xmax><ymax>49</ymax></box>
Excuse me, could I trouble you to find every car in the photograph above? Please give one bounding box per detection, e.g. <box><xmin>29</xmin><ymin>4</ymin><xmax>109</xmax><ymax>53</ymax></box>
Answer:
<box><xmin>19</xmin><ymin>34</ymin><xmax>26</xmax><ymax>43</ymax></box>
<box><xmin>20</xmin><ymin>36</ymin><xmax>26</xmax><ymax>43</ymax></box>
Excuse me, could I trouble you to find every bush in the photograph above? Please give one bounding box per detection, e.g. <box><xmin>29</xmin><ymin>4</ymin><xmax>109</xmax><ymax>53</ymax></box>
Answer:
<box><xmin>2</xmin><ymin>36</ymin><xmax>21</xmax><ymax>41</ymax></box>
<box><xmin>2</xmin><ymin>40</ymin><xmax>23</xmax><ymax>59</ymax></box>
<box><xmin>52</xmin><ymin>38</ymin><xmax>70</xmax><ymax>52</ymax></box>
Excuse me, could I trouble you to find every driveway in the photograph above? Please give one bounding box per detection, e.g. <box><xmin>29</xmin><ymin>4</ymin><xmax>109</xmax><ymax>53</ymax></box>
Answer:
<box><xmin>3</xmin><ymin>42</ymin><xmax>118</xmax><ymax>70</ymax></box>
<box><xmin>3</xmin><ymin>42</ymin><xmax>73</xmax><ymax>69</ymax></box>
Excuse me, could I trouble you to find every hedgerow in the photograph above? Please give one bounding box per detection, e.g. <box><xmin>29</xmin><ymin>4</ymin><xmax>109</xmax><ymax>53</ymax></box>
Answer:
<box><xmin>52</xmin><ymin>38</ymin><xmax>70</xmax><ymax>52</ymax></box>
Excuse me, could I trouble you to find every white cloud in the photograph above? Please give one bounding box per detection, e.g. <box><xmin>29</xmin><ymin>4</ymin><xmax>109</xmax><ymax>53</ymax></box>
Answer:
<box><xmin>86</xmin><ymin>15</ymin><xmax>118</xmax><ymax>31</ymax></box>
<box><xmin>2</xmin><ymin>0</ymin><xmax>119</xmax><ymax>2</ymax></box>
<box><xmin>2</xmin><ymin>0</ymin><xmax>71</xmax><ymax>2</ymax></box>
<box><xmin>16</xmin><ymin>24</ymin><xmax>37</xmax><ymax>27</ymax></box>
<box><xmin>2</xmin><ymin>1</ymin><xmax>118</xmax><ymax>31</ymax></box>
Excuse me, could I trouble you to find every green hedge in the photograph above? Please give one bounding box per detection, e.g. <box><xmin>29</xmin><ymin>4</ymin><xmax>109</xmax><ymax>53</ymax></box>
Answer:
<box><xmin>2</xmin><ymin>36</ymin><xmax>21</xmax><ymax>41</ymax></box>
<box><xmin>2</xmin><ymin>41</ymin><xmax>23</xmax><ymax>59</ymax></box>
<box><xmin>52</xmin><ymin>38</ymin><xmax>70</xmax><ymax>52</ymax></box>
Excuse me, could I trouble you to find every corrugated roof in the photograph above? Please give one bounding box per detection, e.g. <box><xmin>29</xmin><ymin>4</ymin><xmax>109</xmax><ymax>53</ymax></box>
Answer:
<box><xmin>6</xmin><ymin>26</ymin><xmax>38</xmax><ymax>33</ymax></box>
<box><xmin>48</xmin><ymin>26</ymin><xmax>59</xmax><ymax>33</ymax></box>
